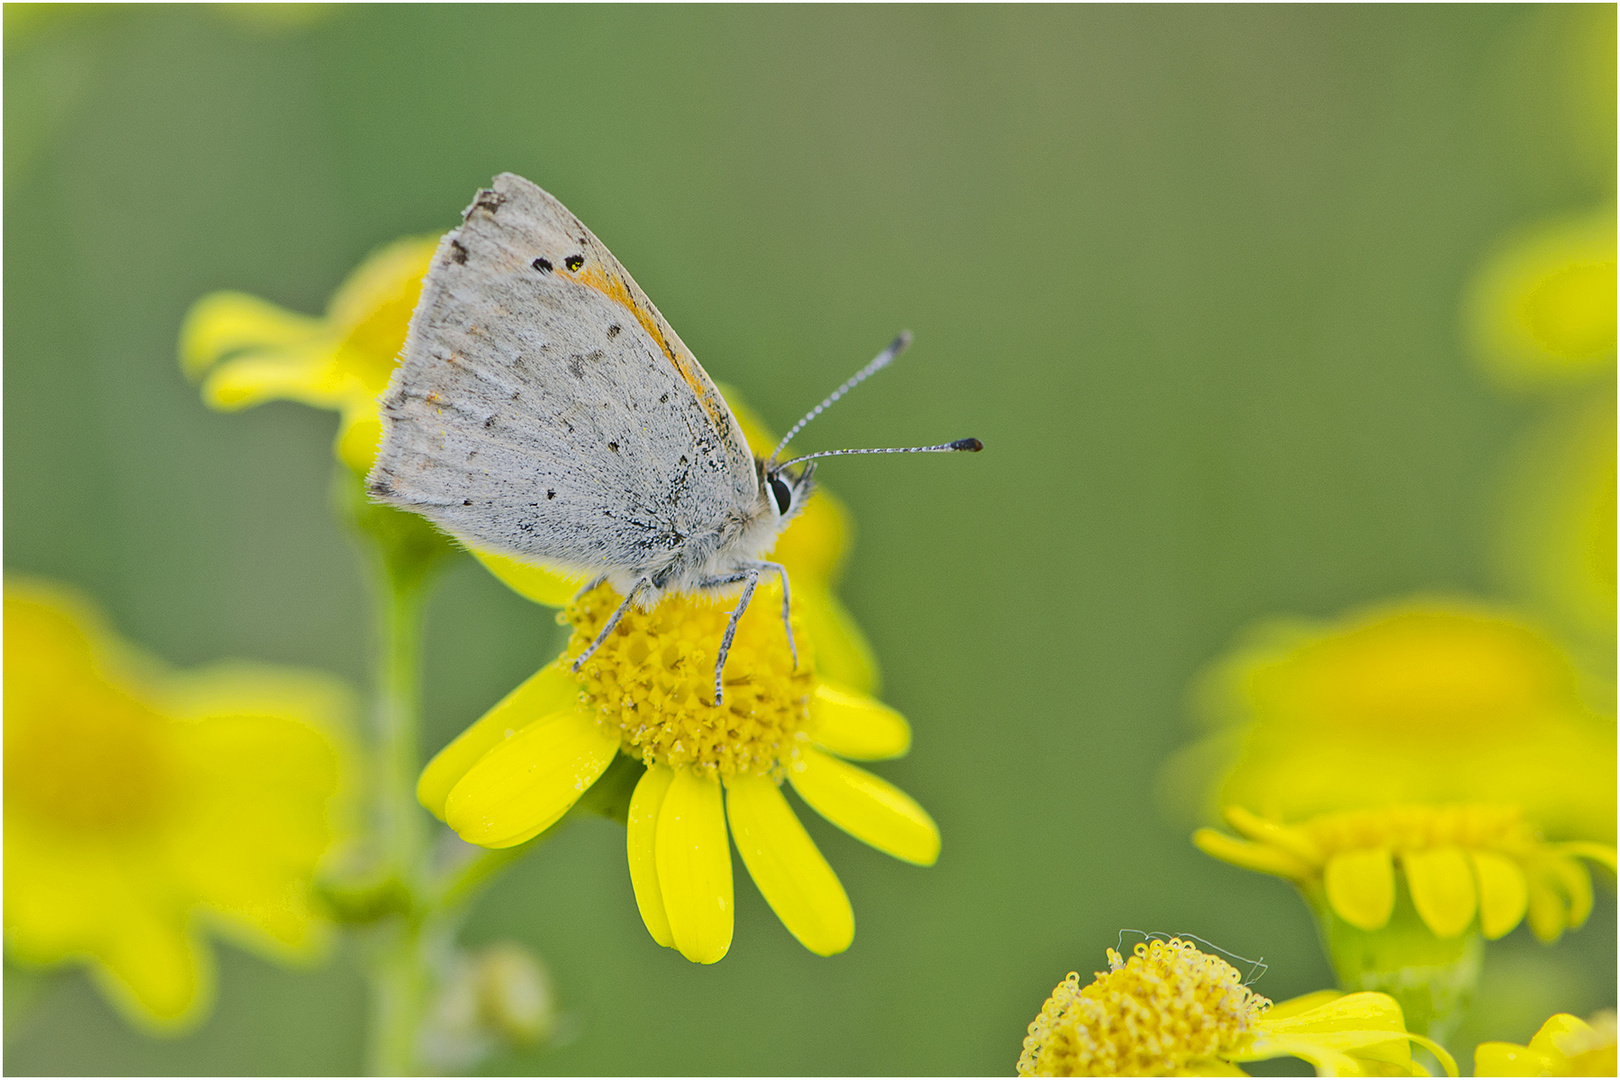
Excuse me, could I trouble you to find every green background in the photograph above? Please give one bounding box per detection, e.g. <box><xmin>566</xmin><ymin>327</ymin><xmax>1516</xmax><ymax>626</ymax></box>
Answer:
<box><xmin>4</xmin><ymin>5</ymin><xmax>1613</xmax><ymax>1075</ymax></box>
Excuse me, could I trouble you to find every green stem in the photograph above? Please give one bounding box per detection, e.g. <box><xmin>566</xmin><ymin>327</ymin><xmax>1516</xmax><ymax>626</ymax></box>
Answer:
<box><xmin>377</xmin><ymin>568</ymin><xmax>427</xmax><ymax>874</ymax></box>
<box><xmin>364</xmin><ymin>554</ymin><xmax>432</xmax><ymax>1076</ymax></box>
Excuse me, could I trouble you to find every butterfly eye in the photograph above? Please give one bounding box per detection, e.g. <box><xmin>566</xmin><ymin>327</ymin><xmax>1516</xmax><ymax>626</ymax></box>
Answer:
<box><xmin>768</xmin><ymin>476</ymin><xmax>793</xmax><ymax>516</ymax></box>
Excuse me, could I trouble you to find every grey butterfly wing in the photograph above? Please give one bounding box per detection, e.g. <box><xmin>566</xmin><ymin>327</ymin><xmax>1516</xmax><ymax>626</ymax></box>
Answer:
<box><xmin>368</xmin><ymin>173</ymin><xmax>759</xmax><ymax>576</ymax></box>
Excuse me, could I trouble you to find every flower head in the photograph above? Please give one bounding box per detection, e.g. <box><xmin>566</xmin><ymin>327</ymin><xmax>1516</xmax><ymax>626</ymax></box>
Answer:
<box><xmin>1195</xmin><ymin>805</ymin><xmax>1615</xmax><ymax>944</ymax></box>
<box><xmin>4</xmin><ymin>578</ymin><xmax>350</xmax><ymax>1030</ymax></box>
<box><xmin>1016</xmin><ymin>937</ymin><xmax>1455</xmax><ymax>1077</ymax></box>
<box><xmin>418</xmin><ymin>578</ymin><xmax>934</xmax><ymax>963</ymax></box>
<box><xmin>180</xmin><ymin>236</ymin><xmax>438</xmax><ymax>472</ymax></box>
<box><xmin>1169</xmin><ymin>599</ymin><xmax>1616</xmax><ymax>843</ymax></box>
<box><xmin>1171</xmin><ymin>600</ymin><xmax>1616</xmax><ymax>1038</ymax></box>
<box><xmin>1475</xmin><ymin>1010</ymin><xmax>1617</xmax><ymax>1077</ymax></box>
<box><xmin>1465</xmin><ymin>210</ymin><xmax>1616</xmax><ymax>392</ymax></box>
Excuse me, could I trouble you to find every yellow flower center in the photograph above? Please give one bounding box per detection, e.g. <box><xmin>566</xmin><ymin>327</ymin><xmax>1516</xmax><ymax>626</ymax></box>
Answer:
<box><xmin>1297</xmin><ymin>804</ymin><xmax>1538</xmax><ymax>865</ymax></box>
<box><xmin>4</xmin><ymin>677</ymin><xmax>178</xmax><ymax>835</ymax></box>
<box><xmin>564</xmin><ymin>580</ymin><xmax>813</xmax><ymax>777</ymax></box>
<box><xmin>1017</xmin><ymin>938</ymin><xmax>1270</xmax><ymax>1077</ymax></box>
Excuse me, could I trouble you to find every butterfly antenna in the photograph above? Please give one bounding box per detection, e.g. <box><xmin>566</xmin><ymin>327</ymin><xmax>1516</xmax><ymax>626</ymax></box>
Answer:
<box><xmin>777</xmin><ymin>437</ymin><xmax>983</xmax><ymax>471</ymax></box>
<box><xmin>766</xmin><ymin>332</ymin><xmax>913</xmax><ymax>468</ymax></box>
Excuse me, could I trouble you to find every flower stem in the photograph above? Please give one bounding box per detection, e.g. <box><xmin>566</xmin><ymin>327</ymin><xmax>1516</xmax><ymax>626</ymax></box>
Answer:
<box><xmin>364</xmin><ymin>556</ymin><xmax>433</xmax><ymax>1076</ymax></box>
<box><xmin>377</xmin><ymin>567</ymin><xmax>428</xmax><ymax>876</ymax></box>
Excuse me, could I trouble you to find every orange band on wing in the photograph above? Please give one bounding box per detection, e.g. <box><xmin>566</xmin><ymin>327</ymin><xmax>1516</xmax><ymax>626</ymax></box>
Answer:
<box><xmin>576</xmin><ymin>264</ymin><xmax>735</xmax><ymax>437</ymax></box>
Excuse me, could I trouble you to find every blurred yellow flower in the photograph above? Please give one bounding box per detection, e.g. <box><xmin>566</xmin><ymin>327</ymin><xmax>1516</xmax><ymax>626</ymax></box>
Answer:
<box><xmin>4</xmin><ymin>578</ymin><xmax>350</xmax><ymax>1031</ymax></box>
<box><xmin>1016</xmin><ymin>937</ymin><xmax>1455</xmax><ymax>1077</ymax></box>
<box><xmin>180</xmin><ymin>236</ymin><xmax>438</xmax><ymax>473</ymax></box>
<box><xmin>417</xmin><ymin>576</ymin><xmax>934</xmax><ymax>964</ymax></box>
<box><xmin>1195</xmin><ymin>805</ymin><xmax>1615</xmax><ymax>944</ymax></box>
<box><xmin>1465</xmin><ymin>210</ymin><xmax>1616</xmax><ymax>391</ymax></box>
<box><xmin>1497</xmin><ymin>393</ymin><xmax>1616</xmax><ymax>655</ymax></box>
<box><xmin>1475</xmin><ymin>1010</ymin><xmax>1617</xmax><ymax>1077</ymax></box>
<box><xmin>1168</xmin><ymin>599</ymin><xmax>1616</xmax><ymax>843</ymax></box>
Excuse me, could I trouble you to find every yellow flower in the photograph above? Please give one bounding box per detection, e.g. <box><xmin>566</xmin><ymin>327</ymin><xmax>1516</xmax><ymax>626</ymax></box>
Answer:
<box><xmin>4</xmin><ymin>578</ymin><xmax>350</xmax><ymax>1031</ymax></box>
<box><xmin>1167</xmin><ymin>599</ymin><xmax>1616</xmax><ymax>843</ymax></box>
<box><xmin>180</xmin><ymin>236</ymin><xmax>438</xmax><ymax>473</ymax></box>
<box><xmin>417</xmin><ymin>575</ymin><xmax>935</xmax><ymax>964</ymax></box>
<box><xmin>1475</xmin><ymin>1010</ymin><xmax>1617</xmax><ymax>1077</ymax></box>
<box><xmin>1016</xmin><ymin>937</ymin><xmax>1456</xmax><ymax>1077</ymax></box>
<box><xmin>1465</xmin><ymin>210</ymin><xmax>1616</xmax><ymax>391</ymax></box>
<box><xmin>1497</xmin><ymin>391</ymin><xmax>1616</xmax><ymax>654</ymax></box>
<box><xmin>1168</xmin><ymin>600</ymin><xmax>1616</xmax><ymax>1038</ymax></box>
<box><xmin>1195</xmin><ymin>805</ymin><xmax>1616</xmax><ymax>944</ymax></box>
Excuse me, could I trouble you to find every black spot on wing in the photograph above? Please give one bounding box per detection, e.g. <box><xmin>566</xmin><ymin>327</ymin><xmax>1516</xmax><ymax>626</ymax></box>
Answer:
<box><xmin>449</xmin><ymin>240</ymin><xmax>469</xmax><ymax>265</ymax></box>
<box><xmin>565</xmin><ymin>254</ymin><xmax>585</xmax><ymax>272</ymax></box>
<box><xmin>533</xmin><ymin>257</ymin><xmax>552</xmax><ymax>273</ymax></box>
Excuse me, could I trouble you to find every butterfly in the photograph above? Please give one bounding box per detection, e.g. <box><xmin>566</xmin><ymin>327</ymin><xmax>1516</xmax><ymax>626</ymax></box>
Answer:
<box><xmin>368</xmin><ymin>173</ymin><xmax>979</xmax><ymax>703</ymax></box>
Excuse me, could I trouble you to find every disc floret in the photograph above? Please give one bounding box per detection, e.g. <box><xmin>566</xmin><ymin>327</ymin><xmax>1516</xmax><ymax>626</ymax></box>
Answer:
<box><xmin>565</xmin><ymin>580</ymin><xmax>813</xmax><ymax>778</ymax></box>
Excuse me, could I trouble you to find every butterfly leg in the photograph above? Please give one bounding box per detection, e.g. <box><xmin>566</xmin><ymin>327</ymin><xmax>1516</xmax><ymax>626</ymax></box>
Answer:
<box><xmin>709</xmin><ymin>567</ymin><xmax>762</xmax><ymax>707</ymax></box>
<box><xmin>572</xmin><ymin>576</ymin><xmax>650</xmax><ymax>673</ymax></box>
<box><xmin>749</xmin><ymin>560</ymin><xmax>796</xmax><ymax>669</ymax></box>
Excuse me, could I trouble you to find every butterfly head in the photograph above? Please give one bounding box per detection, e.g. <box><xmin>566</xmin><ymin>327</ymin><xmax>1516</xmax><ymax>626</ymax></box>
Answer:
<box><xmin>760</xmin><ymin>460</ymin><xmax>816</xmax><ymax>524</ymax></box>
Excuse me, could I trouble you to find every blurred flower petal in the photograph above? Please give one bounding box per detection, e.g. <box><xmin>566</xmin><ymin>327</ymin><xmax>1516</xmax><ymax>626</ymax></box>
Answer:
<box><xmin>1469</xmin><ymin>851</ymin><xmax>1529</xmax><ymax>940</ymax></box>
<box><xmin>1323</xmin><ymin>848</ymin><xmax>1396</xmax><ymax>931</ymax></box>
<box><xmin>1403</xmin><ymin>847</ymin><xmax>1477</xmax><ymax>938</ymax></box>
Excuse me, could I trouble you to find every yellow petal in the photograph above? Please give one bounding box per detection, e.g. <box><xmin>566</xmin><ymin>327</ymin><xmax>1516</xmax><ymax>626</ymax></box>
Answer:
<box><xmin>725</xmin><ymin>773</ymin><xmax>854</xmax><ymax>956</ymax></box>
<box><xmin>1323</xmin><ymin>848</ymin><xmax>1396</xmax><ymax>931</ymax></box>
<box><xmin>471</xmin><ymin>546</ymin><xmax>589</xmax><ymax>608</ymax></box>
<box><xmin>795</xmin><ymin>586</ymin><xmax>879</xmax><ymax>694</ymax></box>
<box><xmin>179</xmin><ymin>291</ymin><xmax>324</xmax><ymax>379</ymax></box>
<box><xmin>336</xmin><ymin>408</ymin><xmax>383</xmax><ymax>474</ymax></box>
<box><xmin>1474</xmin><ymin>1041</ymin><xmax>1550</xmax><ymax>1076</ymax></box>
<box><xmin>1192</xmin><ymin>828</ymin><xmax>1315</xmax><ymax>881</ymax></box>
<box><xmin>417</xmin><ymin>660</ymin><xmax>577</xmax><ymax>820</ymax></box>
<box><xmin>326</xmin><ymin>236</ymin><xmax>438</xmax><ymax>333</ymax></box>
<box><xmin>771</xmin><ymin>486</ymin><xmax>852</xmax><ymax>587</ymax></box>
<box><xmin>1529</xmin><ymin>1013</ymin><xmax>1593</xmax><ymax>1055</ymax></box>
<box><xmin>788</xmin><ymin>746</ymin><xmax>939</xmax><ymax>866</ymax></box>
<box><xmin>807</xmin><ymin>681</ymin><xmax>910</xmax><ymax>760</ymax></box>
<box><xmin>443</xmin><ymin>708</ymin><xmax>619</xmax><ymax>848</ymax></box>
<box><xmin>1557</xmin><ymin>857</ymin><xmax>1595</xmax><ymax>929</ymax></box>
<box><xmin>655</xmin><ymin>769</ymin><xmax>732</xmax><ymax>964</ymax></box>
<box><xmin>1403</xmin><ymin>847</ymin><xmax>1477</xmax><ymax>938</ymax></box>
<box><xmin>626</xmin><ymin>765</ymin><xmax>675</xmax><ymax>948</ymax></box>
<box><xmin>201</xmin><ymin>348</ymin><xmax>356</xmax><ymax>412</ymax></box>
<box><xmin>1553</xmin><ymin>842</ymin><xmax>1618</xmax><ymax>871</ymax></box>
<box><xmin>1262</xmin><ymin>990</ymin><xmax>1344</xmax><ymax>1022</ymax></box>
<box><xmin>1261</xmin><ymin>989</ymin><xmax>1405</xmax><ymax>1036</ymax></box>
<box><xmin>1469</xmin><ymin>851</ymin><xmax>1529</xmax><ymax>940</ymax></box>
<box><xmin>1526</xmin><ymin>871</ymin><xmax>1569</xmax><ymax>943</ymax></box>
<box><xmin>1253</xmin><ymin>992</ymin><xmax>1458</xmax><ymax>1076</ymax></box>
<box><xmin>1237</xmin><ymin>1035</ymin><xmax>1366</xmax><ymax>1077</ymax></box>
<box><xmin>93</xmin><ymin>908</ymin><xmax>212</xmax><ymax>1033</ymax></box>
<box><xmin>1222</xmin><ymin>806</ymin><xmax>1324</xmax><ymax>864</ymax></box>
